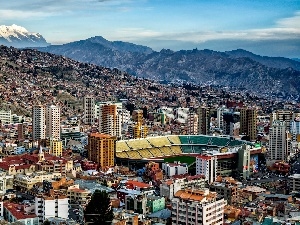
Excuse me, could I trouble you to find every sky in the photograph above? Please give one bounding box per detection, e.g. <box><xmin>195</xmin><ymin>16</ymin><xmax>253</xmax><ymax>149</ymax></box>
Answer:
<box><xmin>0</xmin><ymin>0</ymin><xmax>300</xmax><ymax>58</ymax></box>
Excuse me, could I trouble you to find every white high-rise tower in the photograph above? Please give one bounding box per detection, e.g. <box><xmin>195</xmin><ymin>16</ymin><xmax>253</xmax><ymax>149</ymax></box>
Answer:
<box><xmin>269</xmin><ymin>120</ymin><xmax>288</xmax><ymax>160</ymax></box>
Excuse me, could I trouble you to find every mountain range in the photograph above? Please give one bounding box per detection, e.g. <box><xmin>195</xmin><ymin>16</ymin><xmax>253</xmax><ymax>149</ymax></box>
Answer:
<box><xmin>37</xmin><ymin>36</ymin><xmax>300</xmax><ymax>99</ymax></box>
<box><xmin>0</xmin><ymin>24</ymin><xmax>49</xmax><ymax>48</ymax></box>
<box><xmin>0</xmin><ymin>24</ymin><xmax>299</xmax><ymax>100</ymax></box>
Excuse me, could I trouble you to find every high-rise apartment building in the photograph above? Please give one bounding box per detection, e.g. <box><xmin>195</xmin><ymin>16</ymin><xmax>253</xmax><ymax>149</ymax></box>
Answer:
<box><xmin>88</xmin><ymin>133</ymin><xmax>116</xmax><ymax>168</ymax></box>
<box><xmin>46</xmin><ymin>105</ymin><xmax>61</xmax><ymax>139</ymax></box>
<box><xmin>132</xmin><ymin>109</ymin><xmax>148</xmax><ymax>139</ymax></box>
<box><xmin>187</xmin><ymin>112</ymin><xmax>199</xmax><ymax>135</ymax></box>
<box><xmin>50</xmin><ymin>139</ymin><xmax>63</xmax><ymax>156</ymax></box>
<box><xmin>132</xmin><ymin>109</ymin><xmax>143</xmax><ymax>123</ymax></box>
<box><xmin>99</xmin><ymin>103</ymin><xmax>121</xmax><ymax>137</ymax></box>
<box><xmin>0</xmin><ymin>109</ymin><xmax>11</xmax><ymax>124</ymax></box>
<box><xmin>196</xmin><ymin>155</ymin><xmax>217</xmax><ymax>184</ymax></box>
<box><xmin>17</xmin><ymin>123</ymin><xmax>25</xmax><ymax>141</ymax></box>
<box><xmin>83</xmin><ymin>96</ymin><xmax>95</xmax><ymax>125</ymax></box>
<box><xmin>269</xmin><ymin>120</ymin><xmax>289</xmax><ymax>161</ymax></box>
<box><xmin>32</xmin><ymin>105</ymin><xmax>46</xmax><ymax>141</ymax></box>
<box><xmin>271</xmin><ymin>110</ymin><xmax>293</xmax><ymax>130</ymax></box>
<box><xmin>197</xmin><ymin>107</ymin><xmax>211</xmax><ymax>135</ymax></box>
<box><xmin>172</xmin><ymin>188</ymin><xmax>226</xmax><ymax>225</ymax></box>
<box><xmin>133</xmin><ymin>122</ymin><xmax>148</xmax><ymax>139</ymax></box>
<box><xmin>239</xmin><ymin>108</ymin><xmax>257</xmax><ymax>141</ymax></box>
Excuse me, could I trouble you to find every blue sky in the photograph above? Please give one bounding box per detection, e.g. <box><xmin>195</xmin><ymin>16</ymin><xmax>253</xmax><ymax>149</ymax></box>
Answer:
<box><xmin>0</xmin><ymin>0</ymin><xmax>299</xmax><ymax>57</ymax></box>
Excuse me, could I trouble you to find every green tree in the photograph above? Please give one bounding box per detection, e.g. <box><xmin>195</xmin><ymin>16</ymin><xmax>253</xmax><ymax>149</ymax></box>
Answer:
<box><xmin>42</xmin><ymin>220</ymin><xmax>51</xmax><ymax>225</ymax></box>
<box><xmin>84</xmin><ymin>190</ymin><xmax>113</xmax><ymax>225</ymax></box>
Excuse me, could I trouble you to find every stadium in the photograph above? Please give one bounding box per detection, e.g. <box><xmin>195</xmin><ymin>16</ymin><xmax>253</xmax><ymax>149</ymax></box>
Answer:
<box><xmin>115</xmin><ymin>135</ymin><xmax>263</xmax><ymax>174</ymax></box>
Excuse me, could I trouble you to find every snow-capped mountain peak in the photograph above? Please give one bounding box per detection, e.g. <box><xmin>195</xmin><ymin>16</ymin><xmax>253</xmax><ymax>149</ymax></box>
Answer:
<box><xmin>0</xmin><ymin>24</ymin><xmax>49</xmax><ymax>48</ymax></box>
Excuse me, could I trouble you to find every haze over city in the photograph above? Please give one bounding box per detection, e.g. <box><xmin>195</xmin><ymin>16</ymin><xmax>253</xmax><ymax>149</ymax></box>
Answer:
<box><xmin>0</xmin><ymin>0</ymin><xmax>299</xmax><ymax>58</ymax></box>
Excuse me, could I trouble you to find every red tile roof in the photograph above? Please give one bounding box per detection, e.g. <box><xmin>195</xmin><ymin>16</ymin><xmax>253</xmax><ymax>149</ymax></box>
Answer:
<box><xmin>3</xmin><ymin>202</ymin><xmax>37</xmax><ymax>220</ymax></box>
<box><xmin>126</xmin><ymin>180</ymin><xmax>151</xmax><ymax>188</ymax></box>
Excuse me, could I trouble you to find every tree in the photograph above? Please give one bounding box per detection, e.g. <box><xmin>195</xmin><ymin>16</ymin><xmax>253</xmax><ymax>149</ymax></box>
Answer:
<box><xmin>42</xmin><ymin>221</ymin><xmax>51</xmax><ymax>225</ymax></box>
<box><xmin>84</xmin><ymin>190</ymin><xmax>113</xmax><ymax>225</ymax></box>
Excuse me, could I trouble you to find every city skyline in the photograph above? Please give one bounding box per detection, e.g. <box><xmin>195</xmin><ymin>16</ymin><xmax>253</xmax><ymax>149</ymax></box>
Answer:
<box><xmin>0</xmin><ymin>0</ymin><xmax>299</xmax><ymax>58</ymax></box>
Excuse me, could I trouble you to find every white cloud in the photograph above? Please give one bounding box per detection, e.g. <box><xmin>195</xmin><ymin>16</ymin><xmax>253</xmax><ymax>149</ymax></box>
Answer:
<box><xmin>112</xmin><ymin>28</ymin><xmax>162</xmax><ymax>40</ymax></box>
<box><xmin>0</xmin><ymin>9</ymin><xmax>56</xmax><ymax>20</ymax></box>
<box><xmin>113</xmin><ymin>11</ymin><xmax>300</xmax><ymax>44</ymax></box>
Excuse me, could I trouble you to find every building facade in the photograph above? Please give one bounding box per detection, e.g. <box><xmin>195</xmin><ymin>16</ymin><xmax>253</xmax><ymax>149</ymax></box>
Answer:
<box><xmin>171</xmin><ymin>188</ymin><xmax>226</xmax><ymax>225</ymax></box>
<box><xmin>196</xmin><ymin>155</ymin><xmax>217</xmax><ymax>184</ymax></box>
<box><xmin>269</xmin><ymin>120</ymin><xmax>288</xmax><ymax>161</ymax></box>
<box><xmin>187</xmin><ymin>113</ymin><xmax>199</xmax><ymax>135</ymax></box>
<box><xmin>50</xmin><ymin>139</ymin><xmax>63</xmax><ymax>156</ymax></box>
<box><xmin>35</xmin><ymin>193</ymin><xmax>69</xmax><ymax>223</ymax></box>
<box><xmin>83</xmin><ymin>96</ymin><xmax>95</xmax><ymax>125</ymax></box>
<box><xmin>0</xmin><ymin>109</ymin><xmax>11</xmax><ymax>124</ymax></box>
<box><xmin>197</xmin><ymin>107</ymin><xmax>211</xmax><ymax>135</ymax></box>
<box><xmin>239</xmin><ymin>108</ymin><xmax>257</xmax><ymax>141</ymax></box>
<box><xmin>99</xmin><ymin>103</ymin><xmax>122</xmax><ymax>137</ymax></box>
<box><xmin>88</xmin><ymin>133</ymin><xmax>116</xmax><ymax>168</ymax></box>
<box><xmin>46</xmin><ymin>105</ymin><xmax>61</xmax><ymax>139</ymax></box>
<box><xmin>32</xmin><ymin>105</ymin><xmax>46</xmax><ymax>141</ymax></box>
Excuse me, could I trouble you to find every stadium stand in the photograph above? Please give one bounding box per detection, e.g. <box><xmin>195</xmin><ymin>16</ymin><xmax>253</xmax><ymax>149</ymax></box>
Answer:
<box><xmin>180</xmin><ymin>145</ymin><xmax>194</xmax><ymax>153</ymax></box>
<box><xmin>170</xmin><ymin>146</ymin><xmax>182</xmax><ymax>154</ymax></box>
<box><xmin>126</xmin><ymin>139</ymin><xmax>152</xmax><ymax>150</ymax></box>
<box><xmin>159</xmin><ymin>147</ymin><xmax>173</xmax><ymax>155</ymax></box>
<box><xmin>138</xmin><ymin>149</ymin><xmax>153</xmax><ymax>158</ymax></box>
<box><xmin>179</xmin><ymin>135</ymin><xmax>211</xmax><ymax>145</ymax></box>
<box><xmin>116</xmin><ymin>151</ymin><xmax>130</xmax><ymax>158</ymax></box>
<box><xmin>167</xmin><ymin>135</ymin><xmax>181</xmax><ymax>144</ymax></box>
<box><xmin>228</xmin><ymin>139</ymin><xmax>244</xmax><ymax>147</ymax></box>
<box><xmin>148</xmin><ymin>148</ymin><xmax>164</xmax><ymax>157</ymax></box>
<box><xmin>116</xmin><ymin>141</ymin><xmax>130</xmax><ymax>152</ymax></box>
<box><xmin>192</xmin><ymin>135</ymin><xmax>211</xmax><ymax>145</ymax></box>
<box><xmin>147</xmin><ymin>137</ymin><xmax>171</xmax><ymax>147</ymax></box>
<box><xmin>115</xmin><ymin>135</ymin><xmax>251</xmax><ymax>160</ymax></box>
<box><xmin>126</xmin><ymin>151</ymin><xmax>142</xmax><ymax>159</ymax></box>
<box><xmin>178</xmin><ymin>136</ymin><xmax>190</xmax><ymax>144</ymax></box>
<box><xmin>210</xmin><ymin>136</ymin><xmax>230</xmax><ymax>147</ymax></box>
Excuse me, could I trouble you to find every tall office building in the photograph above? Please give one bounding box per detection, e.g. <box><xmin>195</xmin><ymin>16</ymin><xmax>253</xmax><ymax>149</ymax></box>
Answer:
<box><xmin>187</xmin><ymin>112</ymin><xmax>199</xmax><ymax>135</ymax></box>
<box><xmin>271</xmin><ymin>110</ymin><xmax>293</xmax><ymax>130</ymax></box>
<box><xmin>269</xmin><ymin>120</ymin><xmax>289</xmax><ymax>161</ymax></box>
<box><xmin>83</xmin><ymin>96</ymin><xmax>95</xmax><ymax>125</ymax></box>
<box><xmin>88</xmin><ymin>133</ymin><xmax>116</xmax><ymax>168</ymax></box>
<box><xmin>197</xmin><ymin>107</ymin><xmax>211</xmax><ymax>135</ymax></box>
<box><xmin>32</xmin><ymin>105</ymin><xmax>46</xmax><ymax>141</ymax></box>
<box><xmin>46</xmin><ymin>105</ymin><xmax>61</xmax><ymax>139</ymax></box>
<box><xmin>99</xmin><ymin>103</ymin><xmax>121</xmax><ymax>137</ymax></box>
<box><xmin>239</xmin><ymin>108</ymin><xmax>257</xmax><ymax>141</ymax></box>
